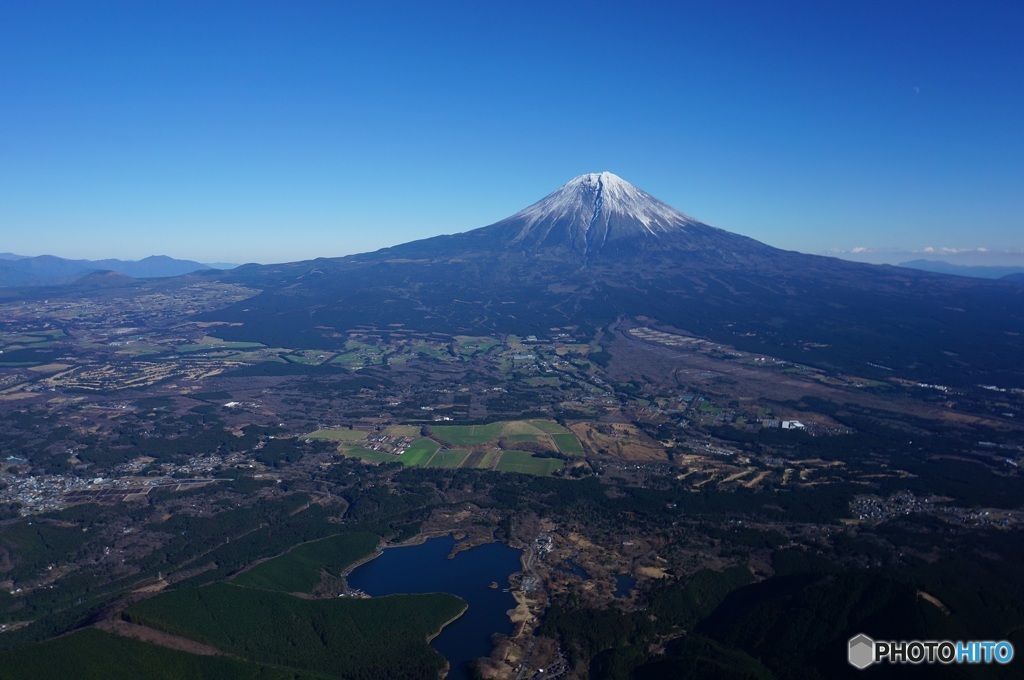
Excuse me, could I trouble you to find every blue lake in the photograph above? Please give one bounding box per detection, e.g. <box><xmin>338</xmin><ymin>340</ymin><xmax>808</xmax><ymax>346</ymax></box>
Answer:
<box><xmin>346</xmin><ymin>536</ymin><xmax>521</xmax><ymax>679</ymax></box>
<box><xmin>614</xmin><ymin>573</ymin><xmax>637</xmax><ymax>598</ymax></box>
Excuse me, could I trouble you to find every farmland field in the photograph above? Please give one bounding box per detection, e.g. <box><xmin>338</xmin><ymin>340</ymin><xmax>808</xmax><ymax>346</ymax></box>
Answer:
<box><xmin>494</xmin><ymin>451</ymin><xmax>564</xmax><ymax>475</ymax></box>
<box><xmin>430</xmin><ymin>423</ymin><xmax>503</xmax><ymax>446</ymax></box>
<box><xmin>305</xmin><ymin>428</ymin><xmax>368</xmax><ymax>442</ymax></box>
<box><xmin>524</xmin><ymin>419</ymin><xmax>570</xmax><ymax>434</ymax></box>
<box><xmin>397</xmin><ymin>438</ymin><xmax>440</xmax><ymax>466</ymax></box>
<box><xmin>476</xmin><ymin>450</ymin><xmax>500</xmax><ymax>469</ymax></box>
<box><xmin>453</xmin><ymin>335</ymin><xmax>500</xmax><ymax>351</ymax></box>
<box><xmin>383</xmin><ymin>425</ymin><xmax>422</xmax><ymax>437</ymax></box>
<box><xmin>504</xmin><ymin>433</ymin><xmax>547</xmax><ymax>444</ymax></box>
<box><xmin>178</xmin><ymin>336</ymin><xmax>265</xmax><ymax>353</ymax></box>
<box><xmin>552</xmin><ymin>433</ymin><xmax>584</xmax><ymax>455</ymax></box>
<box><xmin>501</xmin><ymin>420</ymin><xmax>546</xmax><ymax>436</ymax></box>
<box><xmin>425</xmin><ymin>449</ymin><xmax>470</xmax><ymax>468</ymax></box>
<box><xmin>430</xmin><ymin>419</ymin><xmax>579</xmax><ymax>447</ymax></box>
<box><xmin>461</xmin><ymin>450</ymin><xmax>489</xmax><ymax>468</ymax></box>
<box><xmin>329</xmin><ymin>419</ymin><xmax>582</xmax><ymax>476</ymax></box>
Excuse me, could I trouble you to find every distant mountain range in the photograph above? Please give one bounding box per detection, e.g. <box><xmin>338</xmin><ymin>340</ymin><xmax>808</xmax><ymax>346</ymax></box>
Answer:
<box><xmin>897</xmin><ymin>259</ymin><xmax>1024</xmax><ymax>280</ymax></box>
<box><xmin>197</xmin><ymin>172</ymin><xmax>1024</xmax><ymax>388</ymax></box>
<box><xmin>0</xmin><ymin>254</ymin><xmax>236</xmax><ymax>287</ymax></box>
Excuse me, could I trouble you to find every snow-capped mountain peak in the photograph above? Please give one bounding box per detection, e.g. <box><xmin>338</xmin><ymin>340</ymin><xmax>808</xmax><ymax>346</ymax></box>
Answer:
<box><xmin>486</xmin><ymin>172</ymin><xmax>706</xmax><ymax>256</ymax></box>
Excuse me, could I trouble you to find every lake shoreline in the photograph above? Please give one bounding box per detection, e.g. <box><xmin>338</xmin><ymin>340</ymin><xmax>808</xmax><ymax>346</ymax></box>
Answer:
<box><xmin>345</xmin><ymin>534</ymin><xmax>522</xmax><ymax>680</ymax></box>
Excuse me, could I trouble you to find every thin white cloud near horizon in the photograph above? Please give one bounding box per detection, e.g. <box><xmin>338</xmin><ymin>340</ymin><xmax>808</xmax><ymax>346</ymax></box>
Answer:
<box><xmin>824</xmin><ymin>246</ymin><xmax>1024</xmax><ymax>267</ymax></box>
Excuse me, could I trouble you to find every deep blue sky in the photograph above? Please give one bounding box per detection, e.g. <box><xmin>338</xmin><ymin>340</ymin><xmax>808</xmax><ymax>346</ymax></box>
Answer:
<box><xmin>2</xmin><ymin>1</ymin><xmax>1022</xmax><ymax>264</ymax></box>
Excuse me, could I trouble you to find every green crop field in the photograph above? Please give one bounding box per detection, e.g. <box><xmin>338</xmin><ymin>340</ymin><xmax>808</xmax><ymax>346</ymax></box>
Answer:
<box><xmin>430</xmin><ymin>423</ymin><xmax>503</xmax><ymax>446</ymax></box>
<box><xmin>305</xmin><ymin>428</ymin><xmax>368</xmax><ymax>441</ymax></box>
<box><xmin>398</xmin><ymin>438</ymin><xmax>440</xmax><ymax>466</ymax></box>
<box><xmin>411</xmin><ymin>343</ymin><xmax>450</xmax><ymax>360</ymax></box>
<box><xmin>340</xmin><ymin>446</ymin><xmax>398</xmax><ymax>464</ymax></box>
<box><xmin>283</xmin><ymin>353</ymin><xmax>317</xmax><ymax>364</ymax></box>
<box><xmin>330</xmin><ymin>344</ymin><xmax>384</xmax><ymax>367</ymax></box>
<box><xmin>552</xmin><ymin>433</ymin><xmax>584</xmax><ymax>455</ymax></box>
<box><xmin>431</xmin><ymin>419</ymin><xmax>576</xmax><ymax>444</ymax></box>
<box><xmin>232</xmin><ymin>532</ymin><xmax>378</xmax><ymax>593</ymax></box>
<box><xmin>383</xmin><ymin>425</ymin><xmax>422</xmax><ymax>437</ymax></box>
<box><xmin>504</xmin><ymin>433</ymin><xmax>543</xmax><ymax>443</ymax></box>
<box><xmin>495</xmin><ymin>451</ymin><xmax>564</xmax><ymax>476</ymax></box>
<box><xmin>329</xmin><ymin>420</ymin><xmax>581</xmax><ymax>476</ymax></box>
<box><xmin>329</xmin><ymin>351</ymin><xmax>361</xmax><ymax>364</ymax></box>
<box><xmin>496</xmin><ymin>421</ymin><xmax>536</xmax><ymax>436</ymax></box>
<box><xmin>425</xmin><ymin>449</ymin><xmax>470</xmax><ymax>468</ymax></box>
<box><xmin>461</xmin><ymin>450</ymin><xmax>488</xmax><ymax>468</ymax></box>
<box><xmin>125</xmin><ymin>583</ymin><xmax>464</xmax><ymax>679</ymax></box>
<box><xmin>475</xmin><ymin>450</ymin><xmax>500</xmax><ymax>468</ymax></box>
<box><xmin>179</xmin><ymin>336</ymin><xmax>265</xmax><ymax>353</ymax></box>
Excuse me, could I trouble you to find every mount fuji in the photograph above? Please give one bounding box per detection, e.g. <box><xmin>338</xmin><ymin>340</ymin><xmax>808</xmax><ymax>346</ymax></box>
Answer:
<box><xmin>207</xmin><ymin>173</ymin><xmax>1024</xmax><ymax>387</ymax></box>
<box><xmin>354</xmin><ymin>171</ymin><xmax>768</xmax><ymax>265</ymax></box>
<box><xmin>482</xmin><ymin>171</ymin><xmax>706</xmax><ymax>255</ymax></box>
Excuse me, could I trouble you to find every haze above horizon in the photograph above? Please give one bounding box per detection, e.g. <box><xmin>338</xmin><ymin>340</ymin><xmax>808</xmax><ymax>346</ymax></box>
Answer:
<box><xmin>2</xmin><ymin>1</ymin><xmax>1022</xmax><ymax>265</ymax></box>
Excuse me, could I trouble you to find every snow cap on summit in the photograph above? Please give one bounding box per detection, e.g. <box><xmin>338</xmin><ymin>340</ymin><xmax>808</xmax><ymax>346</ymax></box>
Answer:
<box><xmin>511</xmin><ymin>172</ymin><xmax>699</xmax><ymax>234</ymax></box>
<box><xmin>490</xmin><ymin>172</ymin><xmax>703</xmax><ymax>255</ymax></box>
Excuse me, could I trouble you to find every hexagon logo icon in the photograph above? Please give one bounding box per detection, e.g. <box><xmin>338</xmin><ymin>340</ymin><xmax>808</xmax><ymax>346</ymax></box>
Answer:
<box><xmin>849</xmin><ymin>634</ymin><xmax>875</xmax><ymax>669</ymax></box>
